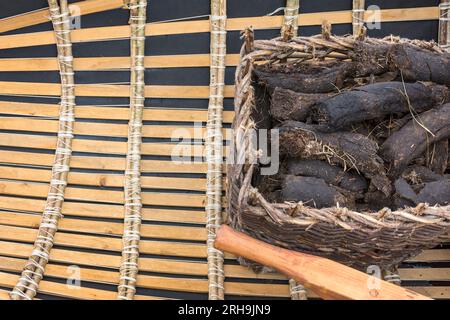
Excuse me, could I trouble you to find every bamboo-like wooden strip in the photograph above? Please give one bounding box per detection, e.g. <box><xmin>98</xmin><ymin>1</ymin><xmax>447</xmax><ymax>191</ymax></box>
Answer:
<box><xmin>0</xmin><ymin>133</ymin><xmax>230</xmax><ymax>157</ymax></box>
<box><xmin>0</xmin><ymin>7</ymin><xmax>439</xmax><ymax>50</ymax></box>
<box><xmin>0</xmin><ymin>179</ymin><xmax>206</xmax><ymax>208</ymax></box>
<box><xmin>0</xmin><ymin>195</ymin><xmax>206</xmax><ymax>224</ymax></box>
<box><xmin>0</xmin><ymin>222</ymin><xmax>209</xmax><ymax>258</ymax></box>
<box><xmin>0</xmin><ymin>116</ymin><xmax>230</xmax><ymax>140</ymax></box>
<box><xmin>0</xmin><ymin>256</ymin><xmax>290</xmax><ymax>297</ymax></box>
<box><xmin>399</xmin><ymin>268</ymin><xmax>450</xmax><ymax>281</ymax></box>
<box><xmin>0</xmin><ymin>165</ymin><xmax>211</xmax><ymax>191</ymax></box>
<box><xmin>0</xmin><ymin>240</ymin><xmax>287</xmax><ymax>279</ymax></box>
<box><xmin>352</xmin><ymin>0</ymin><xmax>365</xmax><ymax>36</ymax></box>
<box><xmin>0</xmin><ymin>101</ymin><xmax>235</xmax><ymax>123</ymax></box>
<box><xmin>0</xmin><ymin>219</ymin><xmax>281</xmax><ymax>267</ymax></box>
<box><xmin>0</xmin><ymin>54</ymin><xmax>240</xmax><ymax>71</ymax></box>
<box><xmin>0</xmin><ymin>0</ymin><xmax>125</xmax><ymax>34</ymax></box>
<box><xmin>0</xmin><ymin>150</ymin><xmax>209</xmax><ymax>174</ymax></box>
<box><xmin>0</xmin><ymin>212</ymin><xmax>207</xmax><ymax>241</ymax></box>
<box><xmin>0</xmin><ymin>81</ymin><xmax>235</xmax><ymax>99</ymax></box>
<box><xmin>0</xmin><ymin>271</ymin><xmax>160</xmax><ymax>300</ymax></box>
<box><xmin>407</xmin><ymin>249</ymin><xmax>450</xmax><ymax>262</ymax></box>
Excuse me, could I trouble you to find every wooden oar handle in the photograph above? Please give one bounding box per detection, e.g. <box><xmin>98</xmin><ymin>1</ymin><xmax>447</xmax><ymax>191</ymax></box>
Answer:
<box><xmin>215</xmin><ymin>225</ymin><xmax>431</xmax><ymax>300</ymax></box>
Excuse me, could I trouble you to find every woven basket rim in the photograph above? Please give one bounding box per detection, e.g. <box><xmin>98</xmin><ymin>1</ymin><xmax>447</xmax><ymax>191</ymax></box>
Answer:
<box><xmin>227</xmin><ymin>30</ymin><xmax>450</xmax><ymax>269</ymax></box>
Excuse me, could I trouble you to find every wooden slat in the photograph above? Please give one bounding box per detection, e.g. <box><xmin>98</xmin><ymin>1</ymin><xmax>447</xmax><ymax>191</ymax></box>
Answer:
<box><xmin>0</xmin><ymin>165</ymin><xmax>210</xmax><ymax>191</ymax></box>
<box><xmin>0</xmin><ymin>256</ymin><xmax>290</xmax><ymax>297</ymax></box>
<box><xmin>0</xmin><ymin>101</ymin><xmax>235</xmax><ymax>123</ymax></box>
<box><xmin>0</xmin><ymin>271</ymin><xmax>159</xmax><ymax>300</ymax></box>
<box><xmin>0</xmin><ymin>195</ymin><xmax>206</xmax><ymax>224</ymax></box>
<box><xmin>0</xmin><ymin>179</ymin><xmax>207</xmax><ymax>207</ymax></box>
<box><xmin>0</xmin><ymin>0</ymin><xmax>125</xmax><ymax>34</ymax></box>
<box><xmin>0</xmin><ymin>240</ymin><xmax>286</xmax><ymax>279</ymax></box>
<box><xmin>408</xmin><ymin>249</ymin><xmax>450</xmax><ymax>262</ymax></box>
<box><xmin>0</xmin><ymin>82</ymin><xmax>235</xmax><ymax>99</ymax></box>
<box><xmin>0</xmin><ymin>150</ymin><xmax>209</xmax><ymax>174</ymax></box>
<box><xmin>0</xmin><ymin>222</ymin><xmax>207</xmax><ymax>258</ymax></box>
<box><xmin>0</xmin><ymin>54</ymin><xmax>240</xmax><ymax>71</ymax></box>
<box><xmin>0</xmin><ymin>116</ymin><xmax>231</xmax><ymax>139</ymax></box>
<box><xmin>399</xmin><ymin>268</ymin><xmax>450</xmax><ymax>281</ymax></box>
<box><xmin>0</xmin><ymin>211</ymin><xmax>206</xmax><ymax>241</ymax></box>
<box><xmin>0</xmin><ymin>7</ymin><xmax>439</xmax><ymax>49</ymax></box>
<box><xmin>0</xmin><ymin>133</ymin><xmax>230</xmax><ymax>158</ymax></box>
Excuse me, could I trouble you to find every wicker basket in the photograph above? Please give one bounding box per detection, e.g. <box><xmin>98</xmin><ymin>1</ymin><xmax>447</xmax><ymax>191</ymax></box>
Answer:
<box><xmin>227</xmin><ymin>29</ymin><xmax>450</xmax><ymax>272</ymax></box>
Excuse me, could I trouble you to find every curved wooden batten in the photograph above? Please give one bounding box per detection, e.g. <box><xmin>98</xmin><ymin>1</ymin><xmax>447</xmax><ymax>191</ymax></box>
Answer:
<box><xmin>117</xmin><ymin>0</ymin><xmax>147</xmax><ymax>300</ymax></box>
<box><xmin>10</xmin><ymin>0</ymin><xmax>76</xmax><ymax>300</ymax></box>
<box><xmin>205</xmin><ymin>0</ymin><xmax>227</xmax><ymax>300</ymax></box>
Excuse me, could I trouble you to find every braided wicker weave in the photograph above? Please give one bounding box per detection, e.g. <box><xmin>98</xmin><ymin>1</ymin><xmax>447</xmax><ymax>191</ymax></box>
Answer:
<box><xmin>228</xmin><ymin>28</ymin><xmax>450</xmax><ymax>272</ymax></box>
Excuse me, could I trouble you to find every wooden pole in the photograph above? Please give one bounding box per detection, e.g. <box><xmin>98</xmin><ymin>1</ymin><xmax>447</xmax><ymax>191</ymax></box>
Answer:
<box><xmin>352</xmin><ymin>0</ymin><xmax>365</xmax><ymax>36</ymax></box>
<box><xmin>117</xmin><ymin>0</ymin><xmax>147</xmax><ymax>300</ymax></box>
<box><xmin>206</xmin><ymin>0</ymin><xmax>227</xmax><ymax>300</ymax></box>
<box><xmin>439</xmin><ymin>0</ymin><xmax>450</xmax><ymax>50</ymax></box>
<box><xmin>215</xmin><ymin>225</ymin><xmax>432</xmax><ymax>300</ymax></box>
<box><xmin>281</xmin><ymin>0</ymin><xmax>300</xmax><ymax>40</ymax></box>
<box><xmin>10</xmin><ymin>0</ymin><xmax>75</xmax><ymax>300</ymax></box>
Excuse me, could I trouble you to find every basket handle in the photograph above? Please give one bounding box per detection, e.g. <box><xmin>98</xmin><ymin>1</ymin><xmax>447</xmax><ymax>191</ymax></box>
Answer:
<box><xmin>215</xmin><ymin>225</ymin><xmax>431</xmax><ymax>300</ymax></box>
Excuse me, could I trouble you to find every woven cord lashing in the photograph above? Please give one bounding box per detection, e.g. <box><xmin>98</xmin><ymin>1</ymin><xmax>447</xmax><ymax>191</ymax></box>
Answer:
<box><xmin>9</xmin><ymin>0</ymin><xmax>75</xmax><ymax>300</ymax></box>
<box><xmin>281</xmin><ymin>0</ymin><xmax>299</xmax><ymax>41</ymax></box>
<box><xmin>205</xmin><ymin>0</ymin><xmax>227</xmax><ymax>300</ymax></box>
<box><xmin>439</xmin><ymin>0</ymin><xmax>450</xmax><ymax>50</ymax></box>
<box><xmin>352</xmin><ymin>0</ymin><xmax>365</xmax><ymax>37</ymax></box>
<box><xmin>384</xmin><ymin>269</ymin><xmax>402</xmax><ymax>286</ymax></box>
<box><xmin>289</xmin><ymin>279</ymin><xmax>307</xmax><ymax>300</ymax></box>
<box><xmin>117</xmin><ymin>0</ymin><xmax>147</xmax><ymax>300</ymax></box>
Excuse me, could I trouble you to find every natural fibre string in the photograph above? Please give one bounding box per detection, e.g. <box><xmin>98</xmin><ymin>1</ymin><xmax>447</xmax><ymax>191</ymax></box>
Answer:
<box><xmin>117</xmin><ymin>0</ymin><xmax>147</xmax><ymax>300</ymax></box>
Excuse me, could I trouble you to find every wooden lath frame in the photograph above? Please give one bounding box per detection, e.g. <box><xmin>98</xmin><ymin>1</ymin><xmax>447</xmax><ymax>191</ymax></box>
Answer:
<box><xmin>0</xmin><ymin>0</ymin><xmax>125</xmax><ymax>34</ymax></box>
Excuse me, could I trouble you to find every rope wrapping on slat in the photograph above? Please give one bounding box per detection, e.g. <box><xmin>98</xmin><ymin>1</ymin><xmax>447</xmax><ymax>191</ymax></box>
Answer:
<box><xmin>10</xmin><ymin>0</ymin><xmax>75</xmax><ymax>300</ymax></box>
<box><xmin>281</xmin><ymin>0</ymin><xmax>300</xmax><ymax>40</ymax></box>
<box><xmin>384</xmin><ymin>269</ymin><xmax>402</xmax><ymax>286</ymax></box>
<box><xmin>289</xmin><ymin>279</ymin><xmax>307</xmax><ymax>300</ymax></box>
<box><xmin>352</xmin><ymin>0</ymin><xmax>365</xmax><ymax>36</ymax></box>
<box><xmin>439</xmin><ymin>0</ymin><xmax>450</xmax><ymax>50</ymax></box>
<box><xmin>117</xmin><ymin>0</ymin><xmax>147</xmax><ymax>300</ymax></box>
<box><xmin>206</xmin><ymin>0</ymin><xmax>226</xmax><ymax>300</ymax></box>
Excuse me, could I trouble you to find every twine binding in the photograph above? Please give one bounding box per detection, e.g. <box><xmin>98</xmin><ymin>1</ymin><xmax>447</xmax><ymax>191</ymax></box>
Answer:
<box><xmin>10</xmin><ymin>0</ymin><xmax>75</xmax><ymax>300</ymax></box>
<box><xmin>205</xmin><ymin>0</ymin><xmax>227</xmax><ymax>300</ymax></box>
<box><xmin>352</xmin><ymin>0</ymin><xmax>365</xmax><ymax>36</ymax></box>
<box><xmin>117</xmin><ymin>0</ymin><xmax>147</xmax><ymax>300</ymax></box>
<box><xmin>281</xmin><ymin>0</ymin><xmax>299</xmax><ymax>41</ymax></box>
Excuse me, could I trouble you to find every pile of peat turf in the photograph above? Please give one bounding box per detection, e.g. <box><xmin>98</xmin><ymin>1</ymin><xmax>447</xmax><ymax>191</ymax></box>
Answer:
<box><xmin>254</xmin><ymin>42</ymin><xmax>450</xmax><ymax>211</ymax></box>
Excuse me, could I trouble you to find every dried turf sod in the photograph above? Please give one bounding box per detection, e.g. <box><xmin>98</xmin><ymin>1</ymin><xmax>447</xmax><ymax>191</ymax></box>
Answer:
<box><xmin>312</xmin><ymin>82</ymin><xmax>448</xmax><ymax>129</ymax></box>
<box><xmin>427</xmin><ymin>140</ymin><xmax>449</xmax><ymax>175</ymax></box>
<box><xmin>394</xmin><ymin>177</ymin><xmax>418</xmax><ymax>205</ymax></box>
<box><xmin>286</xmin><ymin>159</ymin><xmax>368</xmax><ymax>194</ymax></box>
<box><xmin>270</xmin><ymin>87</ymin><xmax>332</xmax><ymax>122</ymax></box>
<box><xmin>380</xmin><ymin>103</ymin><xmax>450</xmax><ymax>176</ymax></box>
<box><xmin>254</xmin><ymin>61</ymin><xmax>356</xmax><ymax>94</ymax></box>
<box><xmin>281</xmin><ymin>175</ymin><xmax>354</xmax><ymax>208</ymax></box>
<box><xmin>402</xmin><ymin>166</ymin><xmax>445</xmax><ymax>184</ymax></box>
<box><xmin>388</xmin><ymin>43</ymin><xmax>450</xmax><ymax>86</ymax></box>
<box><xmin>416</xmin><ymin>179</ymin><xmax>450</xmax><ymax>205</ymax></box>
<box><xmin>279</xmin><ymin>121</ymin><xmax>392</xmax><ymax>196</ymax></box>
